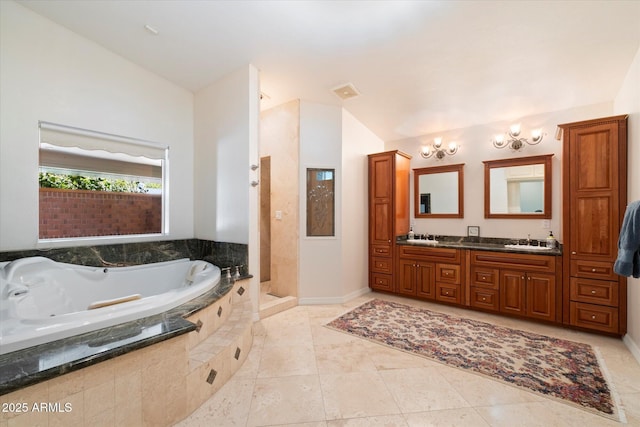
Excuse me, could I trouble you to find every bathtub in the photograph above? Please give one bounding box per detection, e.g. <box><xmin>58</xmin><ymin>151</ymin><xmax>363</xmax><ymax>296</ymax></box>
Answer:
<box><xmin>0</xmin><ymin>257</ymin><xmax>221</xmax><ymax>355</ymax></box>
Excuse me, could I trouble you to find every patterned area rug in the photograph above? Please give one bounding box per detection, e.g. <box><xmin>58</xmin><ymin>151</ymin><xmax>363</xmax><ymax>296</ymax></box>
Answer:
<box><xmin>326</xmin><ymin>299</ymin><xmax>624</xmax><ymax>422</ymax></box>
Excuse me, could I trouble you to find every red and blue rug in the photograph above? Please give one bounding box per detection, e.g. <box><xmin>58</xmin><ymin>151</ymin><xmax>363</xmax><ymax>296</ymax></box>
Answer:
<box><xmin>326</xmin><ymin>299</ymin><xmax>624</xmax><ymax>422</ymax></box>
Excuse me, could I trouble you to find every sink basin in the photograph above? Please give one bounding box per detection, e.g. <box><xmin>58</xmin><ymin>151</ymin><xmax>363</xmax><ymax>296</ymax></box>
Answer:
<box><xmin>407</xmin><ymin>239</ymin><xmax>438</xmax><ymax>245</ymax></box>
<box><xmin>504</xmin><ymin>244</ymin><xmax>552</xmax><ymax>250</ymax></box>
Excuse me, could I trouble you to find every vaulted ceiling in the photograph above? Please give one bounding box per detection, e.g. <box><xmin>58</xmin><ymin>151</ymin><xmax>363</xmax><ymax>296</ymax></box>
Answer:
<box><xmin>19</xmin><ymin>0</ymin><xmax>640</xmax><ymax>141</ymax></box>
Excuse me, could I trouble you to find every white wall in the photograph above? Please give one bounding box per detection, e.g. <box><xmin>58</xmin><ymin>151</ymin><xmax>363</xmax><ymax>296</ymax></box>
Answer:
<box><xmin>298</xmin><ymin>102</ymin><xmax>343</xmax><ymax>303</ymax></box>
<box><xmin>385</xmin><ymin>103</ymin><xmax>612</xmax><ymax>242</ymax></box>
<box><xmin>194</xmin><ymin>64</ymin><xmax>261</xmax><ymax>316</ymax></box>
<box><xmin>614</xmin><ymin>45</ymin><xmax>640</xmax><ymax>362</ymax></box>
<box><xmin>0</xmin><ymin>1</ymin><xmax>194</xmax><ymax>251</ymax></box>
<box><xmin>194</xmin><ymin>65</ymin><xmax>258</xmax><ymax>244</ymax></box>
<box><xmin>341</xmin><ymin>109</ymin><xmax>385</xmax><ymax>299</ymax></box>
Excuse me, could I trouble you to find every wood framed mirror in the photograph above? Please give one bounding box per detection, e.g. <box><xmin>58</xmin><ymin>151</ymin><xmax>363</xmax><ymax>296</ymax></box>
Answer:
<box><xmin>414</xmin><ymin>163</ymin><xmax>464</xmax><ymax>218</ymax></box>
<box><xmin>483</xmin><ymin>154</ymin><xmax>553</xmax><ymax>219</ymax></box>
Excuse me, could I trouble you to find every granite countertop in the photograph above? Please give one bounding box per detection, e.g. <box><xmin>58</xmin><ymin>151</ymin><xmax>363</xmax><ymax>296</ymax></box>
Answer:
<box><xmin>0</xmin><ymin>274</ymin><xmax>247</xmax><ymax>396</ymax></box>
<box><xmin>397</xmin><ymin>235</ymin><xmax>563</xmax><ymax>256</ymax></box>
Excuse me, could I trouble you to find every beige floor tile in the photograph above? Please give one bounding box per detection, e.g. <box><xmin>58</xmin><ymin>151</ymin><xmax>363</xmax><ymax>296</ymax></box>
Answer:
<box><xmin>246</xmin><ymin>375</ymin><xmax>325</xmax><ymax>427</ymax></box>
<box><xmin>311</xmin><ymin>324</ymin><xmax>362</xmax><ymax>346</ymax></box>
<box><xmin>367</xmin><ymin>343</ymin><xmax>440</xmax><ymax>370</ymax></box>
<box><xmin>326</xmin><ymin>414</ymin><xmax>409</xmax><ymax>426</ymax></box>
<box><xmin>475</xmin><ymin>401</ymin><xmax>623</xmax><ymax>427</ymax></box>
<box><xmin>439</xmin><ymin>364</ymin><xmax>544</xmax><ymax>406</ymax></box>
<box><xmin>379</xmin><ymin>367</ymin><xmax>470</xmax><ymax>413</ymax></box>
<box><xmin>176</xmin><ymin>377</ymin><xmax>255</xmax><ymax>427</ymax></box>
<box><xmin>320</xmin><ymin>371</ymin><xmax>401</xmax><ymax>420</ymax></box>
<box><xmin>403</xmin><ymin>408</ymin><xmax>491</xmax><ymax>427</ymax></box>
<box><xmin>257</xmin><ymin>342</ymin><xmax>318</xmax><ymax>378</ymax></box>
<box><xmin>315</xmin><ymin>341</ymin><xmax>379</xmax><ymax>375</ymax></box>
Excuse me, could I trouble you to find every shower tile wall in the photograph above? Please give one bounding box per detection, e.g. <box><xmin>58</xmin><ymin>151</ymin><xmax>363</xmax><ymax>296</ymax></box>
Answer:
<box><xmin>260</xmin><ymin>99</ymin><xmax>300</xmax><ymax>297</ymax></box>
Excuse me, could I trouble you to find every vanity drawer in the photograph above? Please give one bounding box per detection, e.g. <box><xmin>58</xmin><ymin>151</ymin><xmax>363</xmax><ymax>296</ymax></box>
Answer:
<box><xmin>436</xmin><ymin>283</ymin><xmax>461</xmax><ymax>304</ymax></box>
<box><xmin>570</xmin><ymin>277</ymin><xmax>618</xmax><ymax>307</ymax></box>
<box><xmin>471</xmin><ymin>250</ymin><xmax>555</xmax><ymax>273</ymax></box>
<box><xmin>570</xmin><ymin>260</ymin><xmax>617</xmax><ymax>281</ymax></box>
<box><xmin>470</xmin><ymin>267</ymin><xmax>499</xmax><ymax>289</ymax></box>
<box><xmin>371</xmin><ymin>257</ymin><xmax>393</xmax><ymax>274</ymax></box>
<box><xmin>436</xmin><ymin>264</ymin><xmax>460</xmax><ymax>284</ymax></box>
<box><xmin>570</xmin><ymin>302</ymin><xmax>619</xmax><ymax>334</ymax></box>
<box><xmin>470</xmin><ymin>287</ymin><xmax>499</xmax><ymax>311</ymax></box>
<box><xmin>399</xmin><ymin>245</ymin><xmax>461</xmax><ymax>263</ymax></box>
<box><xmin>371</xmin><ymin>244</ymin><xmax>392</xmax><ymax>257</ymax></box>
<box><xmin>370</xmin><ymin>273</ymin><xmax>393</xmax><ymax>292</ymax></box>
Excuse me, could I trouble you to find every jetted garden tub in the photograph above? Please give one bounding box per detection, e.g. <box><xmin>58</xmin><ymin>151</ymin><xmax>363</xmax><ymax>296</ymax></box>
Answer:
<box><xmin>0</xmin><ymin>257</ymin><xmax>221</xmax><ymax>355</ymax></box>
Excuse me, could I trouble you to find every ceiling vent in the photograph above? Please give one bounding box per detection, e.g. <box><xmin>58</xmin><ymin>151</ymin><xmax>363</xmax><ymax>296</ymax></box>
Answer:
<box><xmin>331</xmin><ymin>83</ymin><xmax>360</xmax><ymax>101</ymax></box>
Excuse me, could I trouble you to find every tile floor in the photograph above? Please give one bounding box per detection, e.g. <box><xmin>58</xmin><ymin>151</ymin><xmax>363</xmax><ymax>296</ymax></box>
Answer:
<box><xmin>176</xmin><ymin>292</ymin><xmax>640</xmax><ymax>427</ymax></box>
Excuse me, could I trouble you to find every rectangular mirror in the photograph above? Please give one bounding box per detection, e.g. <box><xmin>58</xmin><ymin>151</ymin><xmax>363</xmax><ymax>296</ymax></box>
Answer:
<box><xmin>483</xmin><ymin>154</ymin><xmax>553</xmax><ymax>219</ymax></box>
<box><xmin>414</xmin><ymin>163</ymin><xmax>464</xmax><ymax>218</ymax></box>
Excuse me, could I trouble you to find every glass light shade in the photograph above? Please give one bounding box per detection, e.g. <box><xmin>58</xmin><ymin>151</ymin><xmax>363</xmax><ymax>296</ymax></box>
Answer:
<box><xmin>531</xmin><ymin>129</ymin><xmax>542</xmax><ymax>142</ymax></box>
<box><xmin>433</xmin><ymin>137</ymin><xmax>443</xmax><ymax>148</ymax></box>
<box><xmin>509</xmin><ymin>123</ymin><xmax>521</xmax><ymax>136</ymax></box>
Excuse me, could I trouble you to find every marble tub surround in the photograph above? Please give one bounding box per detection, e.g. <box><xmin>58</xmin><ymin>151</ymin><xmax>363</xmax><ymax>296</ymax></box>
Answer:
<box><xmin>0</xmin><ymin>273</ymin><xmax>236</xmax><ymax>395</ymax></box>
<box><xmin>398</xmin><ymin>234</ymin><xmax>562</xmax><ymax>256</ymax></box>
<box><xmin>0</xmin><ymin>238</ymin><xmax>249</xmax><ymax>276</ymax></box>
<box><xmin>0</xmin><ymin>279</ymin><xmax>254</xmax><ymax>427</ymax></box>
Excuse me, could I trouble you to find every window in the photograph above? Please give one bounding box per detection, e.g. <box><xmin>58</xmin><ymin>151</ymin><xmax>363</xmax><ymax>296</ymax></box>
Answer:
<box><xmin>38</xmin><ymin>121</ymin><xmax>169</xmax><ymax>240</ymax></box>
<box><xmin>306</xmin><ymin>168</ymin><xmax>335</xmax><ymax>237</ymax></box>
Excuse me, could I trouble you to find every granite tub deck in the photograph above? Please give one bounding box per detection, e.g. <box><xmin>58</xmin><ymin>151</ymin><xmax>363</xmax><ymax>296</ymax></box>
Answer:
<box><xmin>0</xmin><ymin>276</ymin><xmax>254</xmax><ymax>427</ymax></box>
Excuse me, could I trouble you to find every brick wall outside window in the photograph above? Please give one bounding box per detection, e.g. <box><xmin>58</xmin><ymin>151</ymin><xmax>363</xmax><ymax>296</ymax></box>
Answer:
<box><xmin>39</xmin><ymin>188</ymin><xmax>162</xmax><ymax>239</ymax></box>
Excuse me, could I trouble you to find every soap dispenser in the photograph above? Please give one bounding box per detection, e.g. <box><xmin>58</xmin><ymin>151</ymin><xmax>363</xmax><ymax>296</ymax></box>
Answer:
<box><xmin>408</xmin><ymin>226</ymin><xmax>414</xmax><ymax>241</ymax></box>
<box><xmin>546</xmin><ymin>231</ymin><xmax>556</xmax><ymax>249</ymax></box>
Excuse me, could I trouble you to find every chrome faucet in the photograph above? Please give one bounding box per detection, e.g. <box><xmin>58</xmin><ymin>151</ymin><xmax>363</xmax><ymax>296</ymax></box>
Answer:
<box><xmin>526</xmin><ymin>234</ymin><xmax>531</xmax><ymax>245</ymax></box>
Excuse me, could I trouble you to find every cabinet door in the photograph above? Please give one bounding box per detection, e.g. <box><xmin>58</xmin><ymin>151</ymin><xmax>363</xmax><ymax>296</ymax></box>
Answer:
<box><xmin>416</xmin><ymin>262</ymin><xmax>436</xmax><ymax>299</ymax></box>
<box><xmin>500</xmin><ymin>270</ymin><xmax>525</xmax><ymax>316</ymax></box>
<box><xmin>369</xmin><ymin>155</ymin><xmax>393</xmax><ymax>247</ymax></box>
<box><xmin>569</xmin><ymin>122</ymin><xmax>619</xmax><ymax>261</ymax></box>
<box><xmin>526</xmin><ymin>273</ymin><xmax>556</xmax><ymax>321</ymax></box>
<box><xmin>397</xmin><ymin>258</ymin><xmax>416</xmax><ymax>296</ymax></box>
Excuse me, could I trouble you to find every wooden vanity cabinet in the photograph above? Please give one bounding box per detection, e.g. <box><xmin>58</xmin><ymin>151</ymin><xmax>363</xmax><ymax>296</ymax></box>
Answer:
<box><xmin>397</xmin><ymin>245</ymin><xmax>463</xmax><ymax>304</ymax></box>
<box><xmin>559</xmin><ymin>115</ymin><xmax>627</xmax><ymax>335</ymax></box>
<box><xmin>368</xmin><ymin>151</ymin><xmax>411</xmax><ymax>292</ymax></box>
<box><xmin>470</xmin><ymin>251</ymin><xmax>560</xmax><ymax>322</ymax></box>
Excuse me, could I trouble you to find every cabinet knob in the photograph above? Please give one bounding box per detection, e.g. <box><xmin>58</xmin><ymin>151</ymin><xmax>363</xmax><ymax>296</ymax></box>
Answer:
<box><xmin>591</xmin><ymin>290</ymin><xmax>596</xmax><ymax>294</ymax></box>
<box><xmin>445</xmin><ymin>291</ymin><xmax>449</xmax><ymax>295</ymax></box>
<box><xmin>522</xmin><ymin>276</ymin><xmax>525</xmax><ymax>279</ymax></box>
<box><xmin>591</xmin><ymin>315</ymin><xmax>596</xmax><ymax>320</ymax></box>
<box><xmin>482</xmin><ymin>276</ymin><xmax>486</xmax><ymax>280</ymax></box>
<box><xmin>481</xmin><ymin>297</ymin><xmax>486</xmax><ymax>301</ymax></box>
<box><xmin>572</xmin><ymin>251</ymin><xmax>577</xmax><ymax>255</ymax></box>
<box><xmin>592</xmin><ymin>268</ymin><xmax>596</xmax><ymax>272</ymax></box>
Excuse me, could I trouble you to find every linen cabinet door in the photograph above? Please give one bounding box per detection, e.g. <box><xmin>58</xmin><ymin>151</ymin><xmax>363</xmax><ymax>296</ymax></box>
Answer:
<box><xmin>500</xmin><ymin>270</ymin><xmax>525</xmax><ymax>316</ymax></box>
<box><xmin>526</xmin><ymin>273</ymin><xmax>556</xmax><ymax>321</ymax></box>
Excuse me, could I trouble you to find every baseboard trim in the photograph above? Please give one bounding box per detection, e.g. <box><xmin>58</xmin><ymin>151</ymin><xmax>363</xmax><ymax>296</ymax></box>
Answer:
<box><xmin>623</xmin><ymin>334</ymin><xmax>640</xmax><ymax>365</ymax></box>
<box><xmin>298</xmin><ymin>287</ymin><xmax>371</xmax><ymax>306</ymax></box>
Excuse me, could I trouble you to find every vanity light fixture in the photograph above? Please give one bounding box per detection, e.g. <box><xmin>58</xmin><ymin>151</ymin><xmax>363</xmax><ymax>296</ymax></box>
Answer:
<box><xmin>492</xmin><ymin>124</ymin><xmax>545</xmax><ymax>150</ymax></box>
<box><xmin>420</xmin><ymin>138</ymin><xmax>458</xmax><ymax>160</ymax></box>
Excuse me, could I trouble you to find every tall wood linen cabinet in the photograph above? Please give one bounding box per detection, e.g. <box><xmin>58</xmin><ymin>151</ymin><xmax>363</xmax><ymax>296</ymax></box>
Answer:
<box><xmin>368</xmin><ymin>151</ymin><xmax>411</xmax><ymax>292</ymax></box>
<box><xmin>559</xmin><ymin>115</ymin><xmax>628</xmax><ymax>335</ymax></box>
